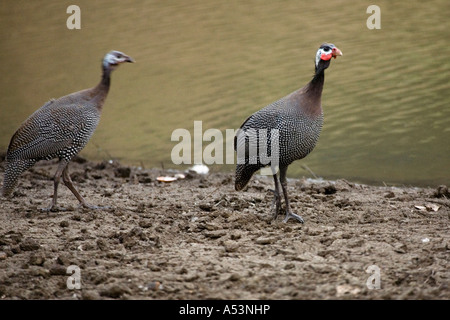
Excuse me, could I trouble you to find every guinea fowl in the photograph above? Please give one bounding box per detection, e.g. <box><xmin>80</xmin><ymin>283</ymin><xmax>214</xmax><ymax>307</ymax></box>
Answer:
<box><xmin>235</xmin><ymin>43</ymin><xmax>342</xmax><ymax>223</ymax></box>
<box><xmin>2</xmin><ymin>50</ymin><xmax>134</xmax><ymax>211</ymax></box>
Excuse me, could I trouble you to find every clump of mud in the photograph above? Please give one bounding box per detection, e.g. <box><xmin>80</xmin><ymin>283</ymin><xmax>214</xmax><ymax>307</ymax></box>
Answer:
<box><xmin>0</xmin><ymin>158</ymin><xmax>448</xmax><ymax>300</ymax></box>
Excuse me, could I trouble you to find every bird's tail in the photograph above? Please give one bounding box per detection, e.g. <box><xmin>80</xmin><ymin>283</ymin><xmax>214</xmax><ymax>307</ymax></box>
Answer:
<box><xmin>2</xmin><ymin>159</ymin><xmax>35</xmax><ymax>197</ymax></box>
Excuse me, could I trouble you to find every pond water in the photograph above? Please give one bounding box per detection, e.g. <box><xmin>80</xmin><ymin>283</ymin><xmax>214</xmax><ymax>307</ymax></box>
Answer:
<box><xmin>0</xmin><ymin>0</ymin><xmax>449</xmax><ymax>187</ymax></box>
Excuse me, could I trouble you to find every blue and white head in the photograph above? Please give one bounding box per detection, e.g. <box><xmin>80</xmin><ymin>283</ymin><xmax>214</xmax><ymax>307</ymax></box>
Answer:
<box><xmin>103</xmin><ymin>50</ymin><xmax>134</xmax><ymax>71</ymax></box>
<box><xmin>315</xmin><ymin>43</ymin><xmax>342</xmax><ymax>72</ymax></box>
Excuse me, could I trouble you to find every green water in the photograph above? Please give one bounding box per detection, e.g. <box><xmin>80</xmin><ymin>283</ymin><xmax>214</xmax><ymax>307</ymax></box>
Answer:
<box><xmin>0</xmin><ymin>0</ymin><xmax>449</xmax><ymax>187</ymax></box>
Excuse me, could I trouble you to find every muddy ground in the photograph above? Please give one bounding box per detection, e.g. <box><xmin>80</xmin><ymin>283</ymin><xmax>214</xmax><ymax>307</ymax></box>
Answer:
<box><xmin>0</xmin><ymin>156</ymin><xmax>448</xmax><ymax>300</ymax></box>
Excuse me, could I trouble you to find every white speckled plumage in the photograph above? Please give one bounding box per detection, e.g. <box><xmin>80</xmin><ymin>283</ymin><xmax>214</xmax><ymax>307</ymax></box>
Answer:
<box><xmin>2</xmin><ymin>50</ymin><xmax>134</xmax><ymax>211</ymax></box>
<box><xmin>235</xmin><ymin>43</ymin><xmax>342</xmax><ymax>223</ymax></box>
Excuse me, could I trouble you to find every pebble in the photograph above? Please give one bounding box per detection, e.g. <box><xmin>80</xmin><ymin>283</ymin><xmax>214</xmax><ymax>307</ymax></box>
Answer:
<box><xmin>60</xmin><ymin>221</ymin><xmax>69</xmax><ymax>228</ymax></box>
<box><xmin>28</xmin><ymin>253</ymin><xmax>45</xmax><ymax>266</ymax></box>
<box><xmin>19</xmin><ymin>238</ymin><xmax>40</xmax><ymax>251</ymax></box>
<box><xmin>100</xmin><ymin>284</ymin><xmax>131</xmax><ymax>298</ymax></box>
<box><xmin>223</xmin><ymin>240</ymin><xmax>239</xmax><ymax>252</ymax></box>
<box><xmin>56</xmin><ymin>254</ymin><xmax>71</xmax><ymax>266</ymax></box>
<box><xmin>228</xmin><ymin>273</ymin><xmax>241</xmax><ymax>281</ymax></box>
<box><xmin>82</xmin><ymin>290</ymin><xmax>101</xmax><ymax>300</ymax></box>
<box><xmin>255</xmin><ymin>237</ymin><xmax>276</xmax><ymax>245</ymax></box>
<box><xmin>144</xmin><ymin>281</ymin><xmax>163</xmax><ymax>291</ymax></box>
<box><xmin>49</xmin><ymin>264</ymin><xmax>67</xmax><ymax>276</ymax></box>
<box><xmin>114</xmin><ymin>167</ymin><xmax>131</xmax><ymax>178</ymax></box>
<box><xmin>97</xmin><ymin>239</ymin><xmax>108</xmax><ymax>251</ymax></box>
<box><xmin>204</xmin><ymin>230</ymin><xmax>227</xmax><ymax>239</ymax></box>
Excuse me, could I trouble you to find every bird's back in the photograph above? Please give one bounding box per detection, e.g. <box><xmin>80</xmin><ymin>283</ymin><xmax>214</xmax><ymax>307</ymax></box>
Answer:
<box><xmin>6</xmin><ymin>90</ymin><xmax>101</xmax><ymax>163</ymax></box>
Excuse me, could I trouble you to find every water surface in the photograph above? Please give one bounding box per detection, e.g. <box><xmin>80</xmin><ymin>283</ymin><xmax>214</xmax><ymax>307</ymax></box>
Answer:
<box><xmin>0</xmin><ymin>0</ymin><xmax>449</xmax><ymax>187</ymax></box>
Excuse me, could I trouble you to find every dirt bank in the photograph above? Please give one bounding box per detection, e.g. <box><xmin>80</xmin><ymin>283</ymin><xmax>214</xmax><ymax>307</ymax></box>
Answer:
<box><xmin>0</xmin><ymin>157</ymin><xmax>448</xmax><ymax>300</ymax></box>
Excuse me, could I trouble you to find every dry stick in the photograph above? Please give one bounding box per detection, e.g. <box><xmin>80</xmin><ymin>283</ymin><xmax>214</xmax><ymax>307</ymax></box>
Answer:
<box><xmin>206</xmin><ymin>186</ymin><xmax>220</xmax><ymax>200</ymax></box>
<box><xmin>301</xmin><ymin>164</ymin><xmax>319</xmax><ymax>179</ymax></box>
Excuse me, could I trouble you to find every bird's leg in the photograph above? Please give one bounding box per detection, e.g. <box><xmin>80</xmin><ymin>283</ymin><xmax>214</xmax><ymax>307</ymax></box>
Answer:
<box><xmin>270</xmin><ymin>173</ymin><xmax>282</xmax><ymax>220</ymax></box>
<box><xmin>280</xmin><ymin>166</ymin><xmax>304</xmax><ymax>223</ymax></box>
<box><xmin>42</xmin><ymin>160</ymin><xmax>68</xmax><ymax>212</ymax></box>
<box><xmin>62</xmin><ymin>163</ymin><xmax>110</xmax><ymax>210</ymax></box>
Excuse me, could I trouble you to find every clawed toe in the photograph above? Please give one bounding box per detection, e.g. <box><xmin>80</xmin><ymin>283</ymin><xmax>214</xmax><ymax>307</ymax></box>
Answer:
<box><xmin>283</xmin><ymin>211</ymin><xmax>304</xmax><ymax>224</ymax></box>
<box><xmin>80</xmin><ymin>203</ymin><xmax>111</xmax><ymax>210</ymax></box>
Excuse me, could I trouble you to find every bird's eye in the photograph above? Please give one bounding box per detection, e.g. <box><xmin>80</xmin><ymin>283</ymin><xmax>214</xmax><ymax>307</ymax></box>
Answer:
<box><xmin>323</xmin><ymin>47</ymin><xmax>330</xmax><ymax>52</ymax></box>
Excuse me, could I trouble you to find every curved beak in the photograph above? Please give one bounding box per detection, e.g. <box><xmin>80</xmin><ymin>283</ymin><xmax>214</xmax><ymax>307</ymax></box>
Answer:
<box><xmin>124</xmin><ymin>55</ymin><xmax>135</xmax><ymax>63</ymax></box>
<box><xmin>332</xmin><ymin>47</ymin><xmax>343</xmax><ymax>59</ymax></box>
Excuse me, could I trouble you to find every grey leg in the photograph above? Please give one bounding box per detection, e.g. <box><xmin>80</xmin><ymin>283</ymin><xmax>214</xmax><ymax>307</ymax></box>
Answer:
<box><xmin>42</xmin><ymin>160</ymin><xmax>68</xmax><ymax>212</ymax></box>
<box><xmin>62</xmin><ymin>163</ymin><xmax>109</xmax><ymax>210</ymax></box>
<box><xmin>271</xmin><ymin>173</ymin><xmax>282</xmax><ymax>220</ymax></box>
<box><xmin>280</xmin><ymin>166</ymin><xmax>304</xmax><ymax>223</ymax></box>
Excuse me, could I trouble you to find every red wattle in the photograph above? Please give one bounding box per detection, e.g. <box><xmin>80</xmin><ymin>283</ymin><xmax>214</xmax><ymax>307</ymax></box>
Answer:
<box><xmin>321</xmin><ymin>53</ymin><xmax>332</xmax><ymax>61</ymax></box>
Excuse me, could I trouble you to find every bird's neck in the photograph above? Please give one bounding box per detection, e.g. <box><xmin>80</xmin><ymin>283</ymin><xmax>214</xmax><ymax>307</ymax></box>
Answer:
<box><xmin>298</xmin><ymin>69</ymin><xmax>324</xmax><ymax>116</ymax></box>
<box><xmin>308</xmin><ymin>68</ymin><xmax>324</xmax><ymax>97</ymax></box>
<box><xmin>101</xmin><ymin>66</ymin><xmax>112</xmax><ymax>88</ymax></box>
<box><xmin>90</xmin><ymin>66</ymin><xmax>112</xmax><ymax>110</ymax></box>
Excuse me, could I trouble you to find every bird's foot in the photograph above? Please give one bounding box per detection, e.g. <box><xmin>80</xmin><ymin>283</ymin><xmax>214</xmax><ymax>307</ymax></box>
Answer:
<box><xmin>283</xmin><ymin>211</ymin><xmax>304</xmax><ymax>224</ymax></box>
<box><xmin>79</xmin><ymin>203</ymin><xmax>111</xmax><ymax>210</ymax></box>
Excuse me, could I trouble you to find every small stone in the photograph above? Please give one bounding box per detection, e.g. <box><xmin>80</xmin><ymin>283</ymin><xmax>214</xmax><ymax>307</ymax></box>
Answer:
<box><xmin>393</xmin><ymin>242</ymin><xmax>408</xmax><ymax>253</ymax></box>
<box><xmin>336</xmin><ymin>284</ymin><xmax>361</xmax><ymax>297</ymax></box>
<box><xmin>177</xmin><ymin>267</ymin><xmax>188</xmax><ymax>275</ymax></box>
<box><xmin>184</xmin><ymin>274</ymin><xmax>199</xmax><ymax>282</ymax></box>
<box><xmin>223</xmin><ymin>240</ymin><xmax>239</xmax><ymax>252</ymax></box>
<box><xmin>255</xmin><ymin>237</ymin><xmax>275</xmax><ymax>245</ymax></box>
<box><xmin>49</xmin><ymin>264</ymin><xmax>67</xmax><ymax>276</ymax></box>
<box><xmin>100</xmin><ymin>284</ymin><xmax>131</xmax><ymax>298</ymax></box>
<box><xmin>322</xmin><ymin>184</ymin><xmax>337</xmax><ymax>195</ymax></box>
<box><xmin>138</xmin><ymin>219</ymin><xmax>152</xmax><ymax>228</ymax></box>
<box><xmin>20</xmin><ymin>238</ymin><xmax>40</xmax><ymax>251</ymax></box>
<box><xmin>56</xmin><ymin>254</ymin><xmax>71</xmax><ymax>266</ymax></box>
<box><xmin>204</xmin><ymin>230</ymin><xmax>226</xmax><ymax>239</ymax></box>
<box><xmin>0</xmin><ymin>252</ymin><xmax>7</xmax><ymax>260</ymax></box>
<box><xmin>60</xmin><ymin>220</ymin><xmax>69</xmax><ymax>228</ymax></box>
<box><xmin>82</xmin><ymin>290</ymin><xmax>101</xmax><ymax>300</ymax></box>
<box><xmin>284</xmin><ymin>263</ymin><xmax>295</xmax><ymax>270</ymax></box>
<box><xmin>29</xmin><ymin>253</ymin><xmax>45</xmax><ymax>266</ymax></box>
<box><xmin>97</xmin><ymin>239</ymin><xmax>108</xmax><ymax>251</ymax></box>
<box><xmin>228</xmin><ymin>273</ymin><xmax>241</xmax><ymax>281</ymax></box>
<box><xmin>30</xmin><ymin>267</ymin><xmax>49</xmax><ymax>278</ymax></box>
<box><xmin>146</xmin><ymin>281</ymin><xmax>162</xmax><ymax>291</ymax></box>
<box><xmin>11</xmin><ymin>245</ymin><xmax>21</xmax><ymax>254</ymax></box>
<box><xmin>384</xmin><ymin>191</ymin><xmax>395</xmax><ymax>198</ymax></box>
<box><xmin>434</xmin><ymin>185</ymin><xmax>449</xmax><ymax>198</ymax></box>
<box><xmin>114</xmin><ymin>167</ymin><xmax>131</xmax><ymax>178</ymax></box>
<box><xmin>199</xmin><ymin>203</ymin><xmax>213</xmax><ymax>212</ymax></box>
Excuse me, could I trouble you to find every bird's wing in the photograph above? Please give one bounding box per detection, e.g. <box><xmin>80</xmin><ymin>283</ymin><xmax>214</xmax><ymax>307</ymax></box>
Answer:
<box><xmin>234</xmin><ymin>100</ymin><xmax>284</xmax><ymax>152</ymax></box>
<box><xmin>6</xmin><ymin>100</ymin><xmax>89</xmax><ymax>160</ymax></box>
<box><xmin>234</xmin><ymin>113</ymin><xmax>254</xmax><ymax>151</ymax></box>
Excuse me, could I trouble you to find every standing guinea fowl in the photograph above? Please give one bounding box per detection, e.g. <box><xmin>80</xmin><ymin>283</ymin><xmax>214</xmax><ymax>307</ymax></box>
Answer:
<box><xmin>235</xmin><ymin>43</ymin><xmax>342</xmax><ymax>223</ymax></box>
<box><xmin>2</xmin><ymin>50</ymin><xmax>134</xmax><ymax>211</ymax></box>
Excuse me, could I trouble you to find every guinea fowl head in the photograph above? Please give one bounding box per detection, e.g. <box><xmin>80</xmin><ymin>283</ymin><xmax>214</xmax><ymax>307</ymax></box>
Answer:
<box><xmin>103</xmin><ymin>50</ymin><xmax>134</xmax><ymax>71</ymax></box>
<box><xmin>315</xmin><ymin>43</ymin><xmax>342</xmax><ymax>73</ymax></box>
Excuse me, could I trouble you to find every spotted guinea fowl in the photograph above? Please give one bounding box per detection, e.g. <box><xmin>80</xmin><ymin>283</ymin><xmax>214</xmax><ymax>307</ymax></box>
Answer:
<box><xmin>234</xmin><ymin>43</ymin><xmax>342</xmax><ymax>223</ymax></box>
<box><xmin>2</xmin><ymin>50</ymin><xmax>134</xmax><ymax>211</ymax></box>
